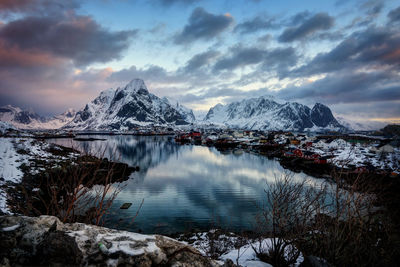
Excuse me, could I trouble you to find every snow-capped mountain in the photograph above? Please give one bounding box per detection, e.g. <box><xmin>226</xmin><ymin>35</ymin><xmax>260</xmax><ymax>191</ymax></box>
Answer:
<box><xmin>0</xmin><ymin>105</ymin><xmax>76</xmax><ymax>130</ymax></box>
<box><xmin>164</xmin><ymin>97</ymin><xmax>196</xmax><ymax>123</ymax></box>
<box><xmin>202</xmin><ymin>96</ymin><xmax>344</xmax><ymax>131</ymax></box>
<box><xmin>65</xmin><ymin>79</ymin><xmax>195</xmax><ymax>130</ymax></box>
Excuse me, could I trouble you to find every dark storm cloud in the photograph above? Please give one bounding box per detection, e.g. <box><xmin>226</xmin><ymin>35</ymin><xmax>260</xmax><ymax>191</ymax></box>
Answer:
<box><xmin>234</xmin><ymin>16</ymin><xmax>276</xmax><ymax>35</ymax></box>
<box><xmin>0</xmin><ymin>15</ymin><xmax>137</xmax><ymax>66</ymax></box>
<box><xmin>174</xmin><ymin>7</ymin><xmax>233</xmax><ymax>44</ymax></box>
<box><xmin>213</xmin><ymin>46</ymin><xmax>298</xmax><ymax>75</ymax></box>
<box><xmin>291</xmin><ymin>26</ymin><xmax>400</xmax><ymax>77</ymax></box>
<box><xmin>388</xmin><ymin>6</ymin><xmax>400</xmax><ymax>23</ymax></box>
<box><xmin>0</xmin><ymin>0</ymin><xmax>138</xmax><ymax>114</ymax></box>
<box><xmin>0</xmin><ymin>0</ymin><xmax>79</xmax><ymax>17</ymax></box>
<box><xmin>278</xmin><ymin>13</ymin><xmax>334</xmax><ymax>42</ymax></box>
<box><xmin>183</xmin><ymin>50</ymin><xmax>220</xmax><ymax>72</ymax></box>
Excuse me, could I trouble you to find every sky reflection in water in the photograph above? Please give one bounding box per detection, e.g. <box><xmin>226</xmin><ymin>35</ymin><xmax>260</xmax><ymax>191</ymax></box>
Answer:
<box><xmin>48</xmin><ymin>135</ymin><xmax>317</xmax><ymax>234</ymax></box>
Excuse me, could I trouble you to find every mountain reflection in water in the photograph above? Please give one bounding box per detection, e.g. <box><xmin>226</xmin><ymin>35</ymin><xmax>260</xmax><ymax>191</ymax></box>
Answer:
<box><xmin>47</xmin><ymin>135</ymin><xmax>316</xmax><ymax>234</ymax></box>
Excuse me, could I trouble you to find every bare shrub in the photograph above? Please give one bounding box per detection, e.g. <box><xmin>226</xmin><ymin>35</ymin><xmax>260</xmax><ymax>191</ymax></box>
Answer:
<box><xmin>15</xmin><ymin>151</ymin><xmax>133</xmax><ymax>225</ymax></box>
<box><xmin>254</xmin><ymin>167</ymin><xmax>398</xmax><ymax>266</ymax></box>
<box><xmin>305</xmin><ymin>169</ymin><xmax>397</xmax><ymax>266</ymax></box>
<box><xmin>252</xmin><ymin>172</ymin><xmax>327</xmax><ymax>266</ymax></box>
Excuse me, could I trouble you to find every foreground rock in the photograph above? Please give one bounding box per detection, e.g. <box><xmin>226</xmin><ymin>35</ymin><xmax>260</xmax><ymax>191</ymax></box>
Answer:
<box><xmin>0</xmin><ymin>215</ymin><xmax>234</xmax><ymax>267</ymax></box>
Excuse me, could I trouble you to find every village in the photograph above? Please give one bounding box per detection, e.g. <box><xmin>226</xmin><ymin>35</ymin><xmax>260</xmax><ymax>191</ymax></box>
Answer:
<box><xmin>173</xmin><ymin>129</ymin><xmax>400</xmax><ymax>177</ymax></box>
<box><xmin>1</xmin><ymin>121</ymin><xmax>399</xmax><ymax>177</ymax></box>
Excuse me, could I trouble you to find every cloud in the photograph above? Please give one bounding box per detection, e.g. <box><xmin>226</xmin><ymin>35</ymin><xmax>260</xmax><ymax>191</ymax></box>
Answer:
<box><xmin>152</xmin><ymin>0</ymin><xmax>201</xmax><ymax>6</ymax></box>
<box><xmin>174</xmin><ymin>7</ymin><xmax>233</xmax><ymax>44</ymax></box>
<box><xmin>213</xmin><ymin>46</ymin><xmax>298</xmax><ymax>76</ymax></box>
<box><xmin>274</xmin><ymin>24</ymin><xmax>400</xmax><ymax>115</ymax></box>
<box><xmin>290</xmin><ymin>26</ymin><xmax>400</xmax><ymax>77</ymax></box>
<box><xmin>361</xmin><ymin>0</ymin><xmax>384</xmax><ymax>17</ymax></box>
<box><xmin>0</xmin><ymin>0</ymin><xmax>79</xmax><ymax>17</ymax></box>
<box><xmin>288</xmin><ymin>10</ymin><xmax>311</xmax><ymax>25</ymax></box>
<box><xmin>278</xmin><ymin>12</ymin><xmax>334</xmax><ymax>42</ymax></box>
<box><xmin>234</xmin><ymin>16</ymin><xmax>276</xmax><ymax>35</ymax></box>
<box><xmin>183</xmin><ymin>50</ymin><xmax>220</xmax><ymax>72</ymax></box>
<box><xmin>108</xmin><ymin>65</ymin><xmax>171</xmax><ymax>83</ymax></box>
<box><xmin>388</xmin><ymin>6</ymin><xmax>400</xmax><ymax>23</ymax></box>
<box><xmin>0</xmin><ymin>0</ymin><xmax>137</xmax><ymax>114</ymax></box>
<box><xmin>0</xmin><ymin>41</ymin><xmax>61</xmax><ymax>69</ymax></box>
<box><xmin>277</xmin><ymin>70</ymin><xmax>400</xmax><ymax>104</ymax></box>
<box><xmin>0</xmin><ymin>14</ymin><xmax>137</xmax><ymax>66</ymax></box>
<box><xmin>213</xmin><ymin>47</ymin><xmax>265</xmax><ymax>71</ymax></box>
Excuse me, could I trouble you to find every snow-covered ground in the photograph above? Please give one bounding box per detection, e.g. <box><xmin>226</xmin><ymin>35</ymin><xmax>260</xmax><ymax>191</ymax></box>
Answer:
<box><xmin>0</xmin><ymin>121</ymin><xmax>17</xmax><ymax>135</ymax></box>
<box><xmin>0</xmin><ymin>138</ymin><xmax>79</xmax><ymax>214</ymax></box>
<box><xmin>309</xmin><ymin>139</ymin><xmax>400</xmax><ymax>170</ymax></box>
<box><xmin>0</xmin><ymin>138</ymin><xmax>25</xmax><ymax>213</ymax></box>
<box><xmin>178</xmin><ymin>230</ymin><xmax>303</xmax><ymax>267</ymax></box>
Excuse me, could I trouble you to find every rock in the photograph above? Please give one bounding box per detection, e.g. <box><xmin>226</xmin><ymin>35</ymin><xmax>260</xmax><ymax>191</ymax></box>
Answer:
<box><xmin>0</xmin><ymin>215</ymin><xmax>227</xmax><ymax>267</ymax></box>
<box><xmin>120</xmin><ymin>203</ymin><xmax>132</xmax><ymax>209</ymax></box>
<box><xmin>36</xmin><ymin>230</ymin><xmax>83</xmax><ymax>265</ymax></box>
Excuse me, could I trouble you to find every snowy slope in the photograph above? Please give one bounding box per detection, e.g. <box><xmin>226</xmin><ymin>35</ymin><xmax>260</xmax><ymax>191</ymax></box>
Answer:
<box><xmin>167</xmin><ymin>98</ymin><xmax>196</xmax><ymax>123</ymax></box>
<box><xmin>0</xmin><ymin>105</ymin><xmax>76</xmax><ymax>130</ymax></box>
<box><xmin>336</xmin><ymin>117</ymin><xmax>386</xmax><ymax>131</ymax></box>
<box><xmin>0</xmin><ymin>121</ymin><xmax>17</xmax><ymax>134</ymax></box>
<box><xmin>202</xmin><ymin>96</ymin><xmax>344</xmax><ymax>131</ymax></box>
<box><xmin>65</xmin><ymin>79</ymin><xmax>196</xmax><ymax>130</ymax></box>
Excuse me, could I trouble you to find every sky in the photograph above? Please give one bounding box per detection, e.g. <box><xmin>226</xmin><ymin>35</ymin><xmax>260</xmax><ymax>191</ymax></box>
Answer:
<box><xmin>0</xmin><ymin>0</ymin><xmax>399</xmax><ymax>124</ymax></box>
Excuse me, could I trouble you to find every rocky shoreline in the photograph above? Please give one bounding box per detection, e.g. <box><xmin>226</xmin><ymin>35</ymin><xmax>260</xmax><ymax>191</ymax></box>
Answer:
<box><xmin>0</xmin><ymin>215</ymin><xmax>237</xmax><ymax>267</ymax></box>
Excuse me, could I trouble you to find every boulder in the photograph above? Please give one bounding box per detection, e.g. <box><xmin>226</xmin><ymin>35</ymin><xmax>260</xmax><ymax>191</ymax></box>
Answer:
<box><xmin>0</xmin><ymin>215</ymin><xmax>230</xmax><ymax>267</ymax></box>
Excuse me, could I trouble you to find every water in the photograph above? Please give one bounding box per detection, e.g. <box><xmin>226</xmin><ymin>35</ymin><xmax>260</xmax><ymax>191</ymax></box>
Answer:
<box><xmin>47</xmin><ymin>135</ymin><xmax>320</xmax><ymax>234</ymax></box>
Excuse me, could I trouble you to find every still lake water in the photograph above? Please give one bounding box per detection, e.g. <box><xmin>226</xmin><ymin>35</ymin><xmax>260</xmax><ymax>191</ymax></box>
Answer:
<box><xmin>47</xmin><ymin>135</ymin><xmax>319</xmax><ymax>234</ymax></box>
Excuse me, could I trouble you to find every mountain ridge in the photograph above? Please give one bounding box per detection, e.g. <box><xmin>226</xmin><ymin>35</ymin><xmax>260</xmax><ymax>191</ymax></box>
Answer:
<box><xmin>1</xmin><ymin>79</ymin><xmax>346</xmax><ymax>132</ymax></box>
<box><xmin>0</xmin><ymin>105</ymin><xmax>76</xmax><ymax>130</ymax></box>
<box><xmin>64</xmin><ymin>79</ymin><xmax>195</xmax><ymax>130</ymax></box>
<box><xmin>201</xmin><ymin>96</ymin><xmax>344</xmax><ymax>131</ymax></box>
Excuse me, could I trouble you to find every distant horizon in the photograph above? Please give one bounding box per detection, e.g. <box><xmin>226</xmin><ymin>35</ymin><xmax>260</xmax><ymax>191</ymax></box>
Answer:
<box><xmin>0</xmin><ymin>0</ymin><xmax>399</xmax><ymax>125</ymax></box>
<box><xmin>1</xmin><ymin>81</ymin><xmax>397</xmax><ymax>130</ymax></box>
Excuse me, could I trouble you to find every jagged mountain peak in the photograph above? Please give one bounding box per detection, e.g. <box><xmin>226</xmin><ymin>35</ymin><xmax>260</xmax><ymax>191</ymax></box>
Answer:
<box><xmin>65</xmin><ymin>79</ymin><xmax>195</xmax><ymax>130</ymax></box>
<box><xmin>202</xmin><ymin>96</ymin><xmax>345</xmax><ymax>131</ymax></box>
<box><xmin>311</xmin><ymin>102</ymin><xmax>341</xmax><ymax>128</ymax></box>
<box><xmin>123</xmin><ymin>78</ymin><xmax>148</xmax><ymax>93</ymax></box>
<box><xmin>2</xmin><ymin>105</ymin><xmax>22</xmax><ymax>113</ymax></box>
<box><xmin>61</xmin><ymin>108</ymin><xmax>76</xmax><ymax>118</ymax></box>
<box><xmin>0</xmin><ymin>105</ymin><xmax>77</xmax><ymax>129</ymax></box>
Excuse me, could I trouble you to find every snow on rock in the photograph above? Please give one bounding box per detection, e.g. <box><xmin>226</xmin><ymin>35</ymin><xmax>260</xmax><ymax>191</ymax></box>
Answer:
<box><xmin>0</xmin><ymin>105</ymin><xmax>76</xmax><ymax>130</ymax></box>
<box><xmin>308</xmin><ymin>138</ymin><xmax>400</xmax><ymax>170</ymax></box>
<box><xmin>0</xmin><ymin>121</ymin><xmax>17</xmax><ymax>135</ymax></box>
<box><xmin>65</xmin><ymin>78</ymin><xmax>196</xmax><ymax>131</ymax></box>
<box><xmin>0</xmin><ymin>138</ymin><xmax>79</xmax><ymax>214</ymax></box>
<box><xmin>179</xmin><ymin>230</ymin><xmax>302</xmax><ymax>267</ymax></box>
<box><xmin>0</xmin><ymin>138</ymin><xmax>25</xmax><ymax>213</ymax></box>
<box><xmin>0</xmin><ymin>215</ymin><xmax>228</xmax><ymax>266</ymax></box>
<box><xmin>202</xmin><ymin>97</ymin><xmax>344</xmax><ymax>131</ymax></box>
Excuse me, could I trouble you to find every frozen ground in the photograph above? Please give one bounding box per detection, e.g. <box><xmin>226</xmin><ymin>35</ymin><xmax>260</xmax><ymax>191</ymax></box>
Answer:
<box><xmin>309</xmin><ymin>139</ymin><xmax>400</xmax><ymax>170</ymax></box>
<box><xmin>0</xmin><ymin>138</ymin><xmax>24</xmax><ymax>213</ymax></box>
<box><xmin>178</xmin><ymin>230</ymin><xmax>303</xmax><ymax>267</ymax></box>
<box><xmin>0</xmin><ymin>138</ymin><xmax>79</xmax><ymax>214</ymax></box>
